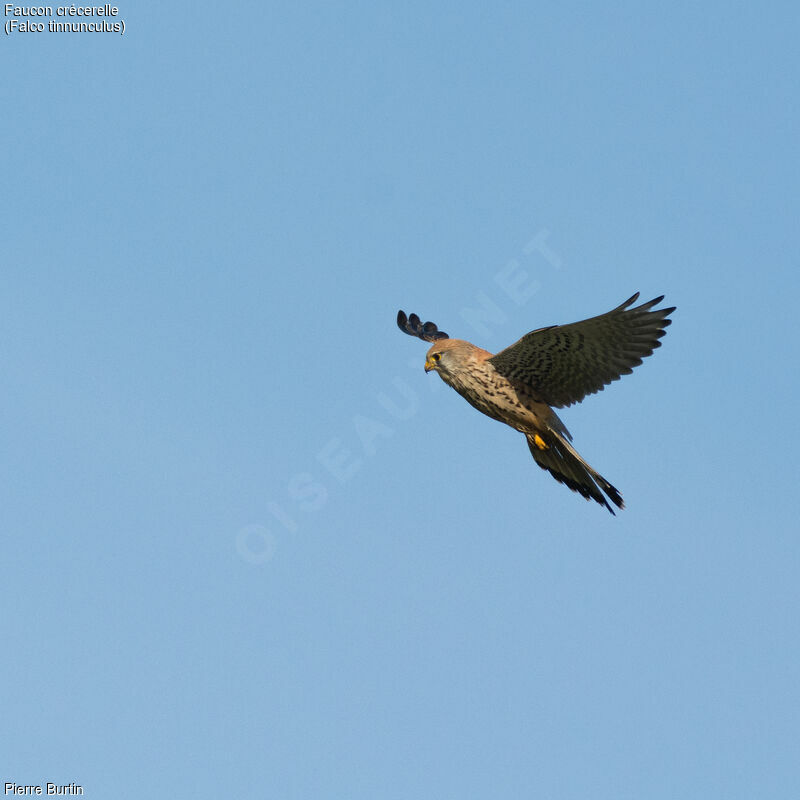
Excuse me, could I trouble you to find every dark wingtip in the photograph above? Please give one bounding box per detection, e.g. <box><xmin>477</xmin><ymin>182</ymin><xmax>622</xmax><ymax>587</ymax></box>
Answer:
<box><xmin>396</xmin><ymin>310</ymin><xmax>449</xmax><ymax>342</ymax></box>
<box><xmin>620</xmin><ymin>291</ymin><xmax>640</xmax><ymax>309</ymax></box>
<box><xmin>605</xmin><ymin>482</ymin><xmax>624</xmax><ymax>511</ymax></box>
<box><xmin>639</xmin><ymin>296</ymin><xmax>676</xmax><ymax>315</ymax></box>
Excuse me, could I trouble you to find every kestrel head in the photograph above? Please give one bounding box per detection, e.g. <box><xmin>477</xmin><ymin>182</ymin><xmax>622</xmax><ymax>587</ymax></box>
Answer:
<box><xmin>424</xmin><ymin>338</ymin><xmax>473</xmax><ymax>374</ymax></box>
<box><xmin>397</xmin><ymin>311</ymin><xmax>489</xmax><ymax>378</ymax></box>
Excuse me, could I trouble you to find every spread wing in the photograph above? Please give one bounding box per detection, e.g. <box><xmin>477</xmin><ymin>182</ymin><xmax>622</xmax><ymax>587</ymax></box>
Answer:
<box><xmin>396</xmin><ymin>310</ymin><xmax>449</xmax><ymax>342</ymax></box>
<box><xmin>488</xmin><ymin>293</ymin><xmax>675</xmax><ymax>408</ymax></box>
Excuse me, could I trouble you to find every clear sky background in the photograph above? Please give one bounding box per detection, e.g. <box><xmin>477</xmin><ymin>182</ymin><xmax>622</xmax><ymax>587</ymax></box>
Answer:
<box><xmin>2</xmin><ymin>2</ymin><xmax>799</xmax><ymax>798</ymax></box>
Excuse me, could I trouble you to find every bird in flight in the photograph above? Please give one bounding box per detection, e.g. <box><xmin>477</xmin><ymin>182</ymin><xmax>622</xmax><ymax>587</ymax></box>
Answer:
<box><xmin>397</xmin><ymin>293</ymin><xmax>675</xmax><ymax>514</ymax></box>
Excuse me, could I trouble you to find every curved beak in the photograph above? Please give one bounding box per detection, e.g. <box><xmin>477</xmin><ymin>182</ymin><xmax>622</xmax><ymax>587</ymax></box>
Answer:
<box><xmin>424</xmin><ymin>357</ymin><xmax>435</xmax><ymax>373</ymax></box>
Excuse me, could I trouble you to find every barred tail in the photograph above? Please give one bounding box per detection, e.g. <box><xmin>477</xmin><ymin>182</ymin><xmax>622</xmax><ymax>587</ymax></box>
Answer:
<box><xmin>526</xmin><ymin>431</ymin><xmax>624</xmax><ymax>515</ymax></box>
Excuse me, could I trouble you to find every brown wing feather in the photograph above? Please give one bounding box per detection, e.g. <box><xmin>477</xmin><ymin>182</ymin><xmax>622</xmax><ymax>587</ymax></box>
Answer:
<box><xmin>488</xmin><ymin>293</ymin><xmax>675</xmax><ymax>408</ymax></box>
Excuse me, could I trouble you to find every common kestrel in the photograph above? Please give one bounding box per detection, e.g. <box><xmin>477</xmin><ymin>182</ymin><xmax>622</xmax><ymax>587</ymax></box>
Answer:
<box><xmin>397</xmin><ymin>293</ymin><xmax>675</xmax><ymax>514</ymax></box>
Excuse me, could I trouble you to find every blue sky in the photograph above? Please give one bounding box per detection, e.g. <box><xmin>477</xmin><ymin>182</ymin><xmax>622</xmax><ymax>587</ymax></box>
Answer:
<box><xmin>2</xmin><ymin>2</ymin><xmax>799</xmax><ymax>797</ymax></box>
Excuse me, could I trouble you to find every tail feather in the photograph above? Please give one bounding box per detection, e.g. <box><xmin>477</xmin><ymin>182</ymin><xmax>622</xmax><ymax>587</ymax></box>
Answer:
<box><xmin>526</xmin><ymin>431</ymin><xmax>624</xmax><ymax>514</ymax></box>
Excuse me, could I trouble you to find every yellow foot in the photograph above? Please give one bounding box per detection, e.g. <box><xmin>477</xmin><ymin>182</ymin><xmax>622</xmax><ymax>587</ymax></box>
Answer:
<box><xmin>533</xmin><ymin>433</ymin><xmax>549</xmax><ymax>450</ymax></box>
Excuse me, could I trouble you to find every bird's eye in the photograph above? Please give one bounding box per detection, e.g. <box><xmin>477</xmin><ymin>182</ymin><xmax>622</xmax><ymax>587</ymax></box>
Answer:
<box><xmin>432</xmin><ymin>352</ymin><xmax>441</xmax><ymax>361</ymax></box>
